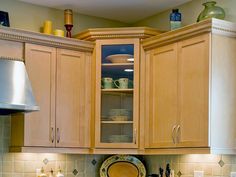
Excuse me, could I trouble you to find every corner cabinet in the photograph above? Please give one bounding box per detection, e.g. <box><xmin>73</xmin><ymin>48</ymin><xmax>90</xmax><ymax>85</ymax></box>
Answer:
<box><xmin>142</xmin><ymin>18</ymin><xmax>236</xmax><ymax>154</ymax></box>
<box><xmin>95</xmin><ymin>39</ymin><xmax>139</xmax><ymax>148</ymax></box>
<box><xmin>75</xmin><ymin>27</ymin><xmax>161</xmax><ymax>152</ymax></box>
<box><xmin>5</xmin><ymin>27</ymin><xmax>94</xmax><ymax>153</ymax></box>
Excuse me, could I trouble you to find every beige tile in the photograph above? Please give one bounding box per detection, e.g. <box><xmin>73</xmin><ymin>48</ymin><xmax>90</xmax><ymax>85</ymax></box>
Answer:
<box><xmin>57</xmin><ymin>154</ymin><xmax>66</xmax><ymax>161</ymax></box>
<box><xmin>35</xmin><ymin>161</ymin><xmax>44</xmax><ymax>169</ymax></box>
<box><xmin>202</xmin><ymin>164</ymin><xmax>212</xmax><ymax>175</ymax></box>
<box><xmin>0</xmin><ymin>163</ymin><xmax>2</xmax><ymax>173</ymax></box>
<box><xmin>37</xmin><ymin>153</ymin><xmax>57</xmax><ymax>161</ymax></box>
<box><xmin>222</xmin><ymin>155</ymin><xmax>232</xmax><ymax>164</ymax></box>
<box><xmin>24</xmin><ymin>161</ymin><xmax>36</xmax><ymax>173</ymax></box>
<box><xmin>24</xmin><ymin>173</ymin><xmax>36</xmax><ymax>177</ymax></box>
<box><xmin>230</xmin><ymin>156</ymin><xmax>236</xmax><ymax>164</ymax></box>
<box><xmin>212</xmin><ymin>164</ymin><xmax>222</xmax><ymax>176</ymax></box>
<box><xmin>3</xmin><ymin>126</ymin><xmax>10</xmax><ymax>138</ymax></box>
<box><xmin>222</xmin><ymin>164</ymin><xmax>231</xmax><ymax>176</ymax></box>
<box><xmin>66</xmin><ymin>161</ymin><xmax>75</xmax><ymax>173</ymax></box>
<box><xmin>77</xmin><ymin>172</ymin><xmax>85</xmax><ymax>177</ymax></box>
<box><xmin>2</xmin><ymin>174</ymin><xmax>12</xmax><ymax>177</ymax></box>
<box><xmin>14</xmin><ymin>161</ymin><xmax>24</xmax><ymax>173</ymax></box>
<box><xmin>194</xmin><ymin>163</ymin><xmax>203</xmax><ymax>171</ymax></box>
<box><xmin>232</xmin><ymin>164</ymin><xmax>236</xmax><ymax>171</ymax></box>
<box><xmin>179</xmin><ymin>175</ymin><xmax>193</xmax><ymax>177</ymax></box>
<box><xmin>2</xmin><ymin>162</ymin><xmax>13</xmax><ymax>173</ymax></box>
<box><xmin>179</xmin><ymin>163</ymin><xmax>194</xmax><ymax>175</ymax></box>
<box><xmin>14</xmin><ymin>153</ymin><xmax>37</xmax><ymax>161</ymax></box>
<box><xmin>56</xmin><ymin>161</ymin><xmax>66</xmax><ymax>172</ymax></box>
<box><xmin>66</xmin><ymin>174</ymin><xmax>75</xmax><ymax>177</ymax></box>
<box><xmin>172</xmin><ymin>162</ymin><xmax>180</xmax><ymax>173</ymax></box>
<box><xmin>66</xmin><ymin>154</ymin><xmax>83</xmax><ymax>161</ymax></box>
<box><xmin>77</xmin><ymin>160</ymin><xmax>85</xmax><ymax>173</ymax></box>
<box><xmin>44</xmin><ymin>162</ymin><xmax>56</xmax><ymax>172</ymax></box>
<box><xmin>3</xmin><ymin>153</ymin><xmax>13</xmax><ymax>161</ymax></box>
<box><xmin>180</xmin><ymin>155</ymin><xmax>220</xmax><ymax>163</ymax></box>
<box><xmin>12</xmin><ymin>173</ymin><xmax>24</xmax><ymax>177</ymax></box>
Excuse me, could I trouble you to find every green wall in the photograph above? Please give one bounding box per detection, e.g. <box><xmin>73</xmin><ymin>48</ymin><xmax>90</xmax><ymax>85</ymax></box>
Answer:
<box><xmin>0</xmin><ymin>0</ymin><xmax>127</xmax><ymax>34</ymax></box>
<box><xmin>133</xmin><ymin>0</ymin><xmax>236</xmax><ymax>31</ymax></box>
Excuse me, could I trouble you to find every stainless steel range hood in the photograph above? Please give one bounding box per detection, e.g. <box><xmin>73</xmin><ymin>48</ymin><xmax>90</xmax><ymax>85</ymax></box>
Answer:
<box><xmin>0</xmin><ymin>57</ymin><xmax>39</xmax><ymax>115</ymax></box>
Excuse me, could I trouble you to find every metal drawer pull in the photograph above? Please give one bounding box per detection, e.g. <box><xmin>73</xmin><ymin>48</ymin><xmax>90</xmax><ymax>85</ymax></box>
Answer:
<box><xmin>134</xmin><ymin>128</ymin><xmax>137</xmax><ymax>144</ymax></box>
<box><xmin>57</xmin><ymin>128</ymin><xmax>60</xmax><ymax>143</ymax></box>
<box><xmin>172</xmin><ymin>125</ymin><xmax>177</xmax><ymax>144</ymax></box>
<box><xmin>176</xmin><ymin>125</ymin><xmax>180</xmax><ymax>143</ymax></box>
<box><xmin>50</xmin><ymin>127</ymin><xmax>54</xmax><ymax>143</ymax></box>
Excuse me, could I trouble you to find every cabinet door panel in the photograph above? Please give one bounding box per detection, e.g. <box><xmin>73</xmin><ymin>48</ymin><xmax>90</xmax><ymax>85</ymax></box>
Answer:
<box><xmin>146</xmin><ymin>43</ymin><xmax>178</xmax><ymax>148</ymax></box>
<box><xmin>56</xmin><ymin>49</ymin><xmax>91</xmax><ymax>148</ymax></box>
<box><xmin>177</xmin><ymin>34</ymin><xmax>209</xmax><ymax>147</ymax></box>
<box><xmin>24</xmin><ymin>43</ymin><xmax>56</xmax><ymax>147</ymax></box>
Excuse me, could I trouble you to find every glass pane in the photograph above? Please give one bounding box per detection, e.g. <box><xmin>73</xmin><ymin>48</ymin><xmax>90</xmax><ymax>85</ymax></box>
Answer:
<box><xmin>100</xmin><ymin>44</ymin><xmax>134</xmax><ymax>143</ymax></box>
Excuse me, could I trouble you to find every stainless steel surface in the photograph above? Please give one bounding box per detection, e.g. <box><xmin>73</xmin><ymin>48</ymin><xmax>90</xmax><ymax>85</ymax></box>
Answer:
<box><xmin>0</xmin><ymin>57</ymin><xmax>39</xmax><ymax>115</ymax></box>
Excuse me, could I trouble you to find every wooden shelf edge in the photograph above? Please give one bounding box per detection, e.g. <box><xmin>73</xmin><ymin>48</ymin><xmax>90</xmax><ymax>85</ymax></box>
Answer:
<box><xmin>9</xmin><ymin>146</ymin><xmax>92</xmax><ymax>154</ymax></box>
<box><xmin>102</xmin><ymin>89</ymin><xmax>133</xmax><ymax>92</ymax></box>
<box><xmin>102</xmin><ymin>63</ymin><xmax>134</xmax><ymax>66</ymax></box>
<box><xmin>10</xmin><ymin>146</ymin><xmax>236</xmax><ymax>154</ymax></box>
<box><xmin>101</xmin><ymin>120</ymin><xmax>133</xmax><ymax>123</ymax></box>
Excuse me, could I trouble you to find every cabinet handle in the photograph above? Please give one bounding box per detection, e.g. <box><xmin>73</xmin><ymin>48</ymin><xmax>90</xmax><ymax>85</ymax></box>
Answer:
<box><xmin>172</xmin><ymin>125</ymin><xmax>177</xmax><ymax>144</ymax></box>
<box><xmin>134</xmin><ymin>128</ymin><xmax>137</xmax><ymax>144</ymax></box>
<box><xmin>50</xmin><ymin>127</ymin><xmax>54</xmax><ymax>143</ymax></box>
<box><xmin>57</xmin><ymin>128</ymin><xmax>60</xmax><ymax>143</ymax></box>
<box><xmin>176</xmin><ymin>125</ymin><xmax>180</xmax><ymax>143</ymax></box>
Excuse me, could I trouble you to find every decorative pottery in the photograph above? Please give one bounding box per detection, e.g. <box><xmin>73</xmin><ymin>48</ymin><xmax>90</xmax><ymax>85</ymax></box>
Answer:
<box><xmin>197</xmin><ymin>1</ymin><xmax>225</xmax><ymax>22</ymax></box>
<box><xmin>100</xmin><ymin>155</ymin><xmax>146</xmax><ymax>177</ymax></box>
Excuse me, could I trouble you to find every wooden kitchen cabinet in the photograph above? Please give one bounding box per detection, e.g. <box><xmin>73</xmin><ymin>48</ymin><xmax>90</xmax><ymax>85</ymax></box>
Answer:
<box><xmin>142</xmin><ymin>18</ymin><xmax>236</xmax><ymax>154</ymax></box>
<box><xmin>56</xmin><ymin>49</ymin><xmax>91</xmax><ymax>147</ymax></box>
<box><xmin>12</xmin><ymin>43</ymin><xmax>91</xmax><ymax>149</ymax></box>
<box><xmin>75</xmin><ymin>27</ymin><xmax>161</xmax><ymax>153</ymax></box>
<box><xmin>95</xmin><ymin>39</ymin><xmax>139</xmax><ymax>149</ymax></box>
<box><xmin>23</xmin><ymin>44</ymin><xmax>56</xmax><ymax>147</ymax></box>
<box><xmin>177</xmin><ymin>35</ymin><xmax>209</xmax><ymax>147</ymax></box>
<box><xmin>144</xmin><ymin>43</ymin><xmax>178</xmax><ymax>148</ymax></box>
<box><xmin>145</xmin><ymin>34</ymin><xmax>209</xmax><ymax>149</ymax></box>
<box><xmin>6</xmin><ymin>27</ymin><xmax>94</xmax><ymax>153</ymax></box>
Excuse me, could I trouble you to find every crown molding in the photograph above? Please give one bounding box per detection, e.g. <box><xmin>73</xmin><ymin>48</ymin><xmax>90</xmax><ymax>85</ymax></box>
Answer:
<box><xmin>74</xmin><ymin>27</ymin><xmax>162</xmax><ymax>41</ymax></box>
<box><xmin>0</xmin><ymin>26</ymin><xmax>94</xmax><ymax>52</ymax></box>
<box><xmin>142</xmin><ymin>18</ymin><xmax>236</xmax><ymax>50</ymax></box>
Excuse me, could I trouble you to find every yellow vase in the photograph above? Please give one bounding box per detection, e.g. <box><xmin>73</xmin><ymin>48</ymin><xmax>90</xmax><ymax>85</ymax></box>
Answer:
<box><xmin>43</xmin><ymin>20</ymin><xmax>52</xmax><ymax>34</ymax></box>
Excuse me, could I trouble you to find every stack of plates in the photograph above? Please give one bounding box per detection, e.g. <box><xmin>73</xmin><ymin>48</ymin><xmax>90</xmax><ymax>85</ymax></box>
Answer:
<box><xmin>108</xmin><ymin>135</ymin><xmax>131</xmax><ymax>143</ymax></box>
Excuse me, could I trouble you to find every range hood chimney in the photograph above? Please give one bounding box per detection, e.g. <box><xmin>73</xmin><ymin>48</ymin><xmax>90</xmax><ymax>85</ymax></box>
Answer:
<box><xmin>0</xmin><ymin>57</ymin><xmax>39</xmax><ymax>115</ymax></box>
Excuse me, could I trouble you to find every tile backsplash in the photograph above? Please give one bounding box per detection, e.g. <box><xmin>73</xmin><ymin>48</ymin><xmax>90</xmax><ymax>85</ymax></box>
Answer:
<box><xmin>1</xmin><ymin>115</ymin><xmax>236</xmax><ymax>177</ymax></box>
<box><xmin>145</xmin><ymin>154</ymin><xmax>236</xmax><ymax>177</ymax></box>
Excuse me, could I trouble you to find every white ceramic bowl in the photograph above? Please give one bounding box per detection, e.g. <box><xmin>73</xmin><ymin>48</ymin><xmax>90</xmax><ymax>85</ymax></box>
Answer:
<box><xmin>106</xmin><ymin>54</ymin><xmax>134</xmax><ymax>63</ymax></box>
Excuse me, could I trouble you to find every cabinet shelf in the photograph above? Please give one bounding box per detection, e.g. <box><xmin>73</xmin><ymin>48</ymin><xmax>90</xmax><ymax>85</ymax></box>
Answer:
<box><xmin>102</xmin><ymin>89</ymin><xmax>133</xmax><ymax>92</ymax></box>
<box><xmin>101</xmin><ymin>121</ymin><xmax>133</xmax><ymax>124</ymax></box>
<box><xmin>102</xmin><ymin>63</ymin><xmax>134</xmax><ymax>67</ymax></box>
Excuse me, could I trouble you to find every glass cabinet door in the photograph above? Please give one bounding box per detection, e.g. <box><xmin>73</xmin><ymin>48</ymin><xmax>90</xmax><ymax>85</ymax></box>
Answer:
<box><xmin>95</xmin><ymin>39</ymin><xmax>139</xmax><ymax>148</ymax></box>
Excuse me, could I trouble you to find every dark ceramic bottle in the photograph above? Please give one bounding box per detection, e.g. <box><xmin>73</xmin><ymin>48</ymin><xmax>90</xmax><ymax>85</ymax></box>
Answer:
<box><xmin>170</xmin><ymin>9</ymin><xmax>182</xmax><ymax>30</ymax></box>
